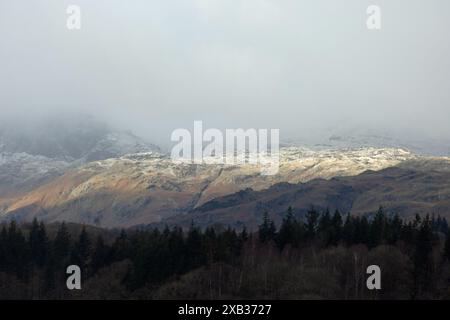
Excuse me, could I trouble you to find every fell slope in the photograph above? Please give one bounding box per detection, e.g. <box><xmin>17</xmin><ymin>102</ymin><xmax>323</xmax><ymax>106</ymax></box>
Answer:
<box><xmin>1</xmin><ymin>148</ymin><xmax>414</xmax><ymax>228</ymax></box>
<box><xmin>162</xmin><ymin>158</ymin><xmax>450</xmax><ymax>230</ymax></box>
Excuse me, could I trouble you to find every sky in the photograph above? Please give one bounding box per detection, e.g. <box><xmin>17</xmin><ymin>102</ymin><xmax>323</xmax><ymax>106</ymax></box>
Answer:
<box><xmin>1</xmin><ymin>0</ymin><xmax>450</xmax><ymax>147</ymax></box>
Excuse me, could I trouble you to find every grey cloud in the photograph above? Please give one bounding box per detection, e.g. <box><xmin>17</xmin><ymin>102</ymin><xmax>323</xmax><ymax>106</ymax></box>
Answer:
<box><xmin>1</xmin><ymin>0</ymin><xmax>450</xmax><ymax>148</ymax></box>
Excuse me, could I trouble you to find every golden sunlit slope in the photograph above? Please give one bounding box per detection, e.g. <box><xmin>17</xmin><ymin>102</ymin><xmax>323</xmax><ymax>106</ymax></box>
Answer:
<box><xmin>1</xmin><ymin>148</ymin><xmax>415</xmax><ymax>228</ymax></box>
<box><xmin>163</xmin><ymin>158</ymin><xmax>450</xmax><ymax>230</ymax></box>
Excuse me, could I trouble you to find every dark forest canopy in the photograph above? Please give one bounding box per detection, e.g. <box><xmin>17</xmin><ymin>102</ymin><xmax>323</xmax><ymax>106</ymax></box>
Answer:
<box><xmin>1</xmin><ymin>207</ymin><xmax>450</xmax><ymax>300</ymax></box>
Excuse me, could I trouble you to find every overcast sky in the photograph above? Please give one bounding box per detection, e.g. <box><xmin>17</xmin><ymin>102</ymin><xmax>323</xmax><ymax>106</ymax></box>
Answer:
<box><xmin>1</xmin><ymin>0</ymin><xmax>450</xmax><ymax>146</ymax></box>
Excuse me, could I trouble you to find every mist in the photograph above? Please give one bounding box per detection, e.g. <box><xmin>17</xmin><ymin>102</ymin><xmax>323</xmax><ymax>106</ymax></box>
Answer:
<box><xmin>1</xmin><ymin>0</ymin><xmax>450</xmax><ymax>148</ymax></box>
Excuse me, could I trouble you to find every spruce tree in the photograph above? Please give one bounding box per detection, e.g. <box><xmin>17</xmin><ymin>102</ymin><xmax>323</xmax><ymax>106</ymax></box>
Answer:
<box><xmin>330</xmin><ymin>210</ymin><xmax>343</xmax><ymax>246</ymax></box>
<box><xmin>258</xmin><ymin>211</ymin><xmax>276</xmax><ymax>243</ymax></box>
<box><xmin>7</xmin><ymin>221</ymin><xmax>29</xmax><ymax>279</ymax></box>
<box><xmin>91</xmin><ymin>235</ymin><xmax>109</xmax><ymax>274</ymax></box>
<box><xmin>444</xmin><ymin>232</ymin><xmax>450</xmax><ymax>263</ymax></box>
<box><xmin>305</xmin><ymin>206</ymin><xmax>319</xmax><ymax>240</ymax></box>
<box><xmin>29</xmin><ymin>218</ymin><xmax>48</xmax><ymax>267</ymax></box>
<box><xmin>185</xmin><ymin>223</ymin><xmax>206</xmax><ymax>271</ymax></box>
<box><xmin>368</xmin><ymin>206</ymin><xmax>386</xmax><ymax>248</ymax></box>
<box><xmin>72</xmin><ymin>226</ymin><xmax>92</xmax><ymax>271</ymax></box>
<box><xmin>0</xmin><ymin>226</ymin><xmax>7</xmax><ymax>272</ymax></box>
<box><xmin>412</xmin><ymin>215</ymin><xmax>435</xmax><ymax>299</ymax></box>
<box><xmin>277</xmin><ymin>207</ymin><xmax>298</xmax><ymax>249</ymax></box>
<box><xmin>53</xmin><ymin>222</ymin><xmax>71</xmax><ymax>264</ymax></box>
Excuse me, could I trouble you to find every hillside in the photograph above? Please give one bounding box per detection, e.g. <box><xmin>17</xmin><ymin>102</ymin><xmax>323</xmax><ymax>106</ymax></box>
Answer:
<box><xmin>161</xmin><ymin>158</ymin><xmax>450</xmax><ymax>230</ymax></box>
<box><xmin>0</xmin><ymin>147</ymin><xmax>415</xmax><ymax>227</ymax></box>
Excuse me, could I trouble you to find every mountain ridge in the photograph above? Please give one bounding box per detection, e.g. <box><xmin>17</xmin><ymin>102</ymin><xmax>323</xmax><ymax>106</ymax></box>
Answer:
<box><xmin>158</xmin><ymin>158</ymin><xmax>450</xmax><ymax>230</ymax></box>
<box><xmin>0</xmin><ymin>147</ymin><xmax>418</xmax><ymax>228</ymax></box>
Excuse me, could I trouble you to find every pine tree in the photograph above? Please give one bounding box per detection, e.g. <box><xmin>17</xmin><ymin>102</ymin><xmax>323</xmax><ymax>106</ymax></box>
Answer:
<box><xmin>7</xmin><ymin>221</ymin><xmax>29</xmax><ymax>279</ymax></box>
<box><xmin>91</xmin><ymin>235</ymin><xmax>109</xmax><ymax>274</ymax></box>
<box><xmin>258</xmin><ymin>211</ymin><xmax>276</xmax><ymax>243</ymax></box>
<box><xmin>111</xmin><ymin>229</ymin><xmax>131</xmax><ymax>261</ymax></box>
<box><xmin>413</xmin><ymin>214</ymin><xmax>422</xmax><ymax>229</ymax></box>
<box><xmin>318</xmin><ymin>208</ymin><xmax>332</xmax><ymax>245</ymax></box>
<box><xmin>354</xmin><ymin>216</ymin><xmax>370</xmax><ymax>245</ymax></box>
<box><xmin>53</xmin><ymin>222</ymin><xmax>71</xmax><ymax>265</ymax></box>
<box><xmin>72</xmin><ymin>226</ymin><xmax>92</xmax><ymax>270</ymax></box>
<box><xmin>222</xmin><ymin>227</ymin><xmax>241</xmax><ymax>262</ymax></box>
<box><xmin>318</xmin><ymin>208</ymin><xmax>331</xmax><ymax>232</ymax></box>
<box><xmin>305</xmin><ymin>207</ymin><xmax>319</xmax><ymax>240</ymax></box>
<box><xmin>330</xmin><ymin>210</ymin><xmax>343</xmax><ymax>246</ymax></box>
<box><xmin>412</xmin><ymin>215</ymin><xmax>435</xmax><ymax>299</ymax></box>
<box><xmin>444</xmin><ymin>232</ymin><xmax>450</xmax><ymax>263</ymax></box>
<box><xmin>277</xmin><ymin>206</ymin><xmax>298</xmax><ymax>249</ymax></box>
<box><xmin>204</xmin><ymin>227</ymin><xmax>218</xmax><ymax>262</ymax></box>
<box><xmin>240</xmin><ymin>226</ymin><xmax>249</xmax><ymax>242</ymax></box>
<box><xmin>387</xmin><ymin>213</ymin><xmax>402</xmax><ymax>245</ymax></box>
<box><xmin>368</xmin><ymin>206</ymin><xmax>386</xmax><ymax>248</ymax></box>
<box><xmin>167</xmin><ymin>227</ymin><xmax>186</xmax><ymax>274</ymax></box>
<box><xmin>185</xmin><ymin>223</ymin><xmax>206</xmax><ymax>271</ymax></box>
<box><xmin>342</xmin><ymin>213</ymin><xmax>354</xmax><ymax>245</ymax></box>
<box><xmin>29</xmin><ymin>218</ymin><xmax>48</xmax><ymax>267</ymax></box>
<box><xmin>0</xmin><ymin>226</ymin><xmax>7</xmax><ymax>272</ymax></box>
<box><xmin>439</xmin><ymin>216</ymin><xmax>449</xmax><ymax>235</ymax></box>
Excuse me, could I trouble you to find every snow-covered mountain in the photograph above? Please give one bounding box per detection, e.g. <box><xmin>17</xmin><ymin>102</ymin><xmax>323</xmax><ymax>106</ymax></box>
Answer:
<box><xmin>0</xmin><ymin>114</ymin><xmax>160</xmax><ymax>162</ymax></box>
<box><xmin>0</xmin><ymin>146</ymin><xmax>416</xmax><ymax>228</ymax></box>
<box><xmin>0</xmin><ymin>114</ymin><xmax>160</xmax><ymax>201</ymax></box>
<box><xmin>2</xmin><ymin>115</ymin><xmax>450</xmax><ymax>229</ymax></box>
<box><xmin>282</xmin><ymin>127</ymin><xmax>450</xmax><ymax>156</ymax></box>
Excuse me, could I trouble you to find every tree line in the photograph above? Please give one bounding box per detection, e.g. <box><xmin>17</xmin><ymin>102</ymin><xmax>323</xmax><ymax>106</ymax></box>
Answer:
<box><xmin>1</xmin><ymin>207</ymin><xmax>450</xmax><ymax>299</ymax></box>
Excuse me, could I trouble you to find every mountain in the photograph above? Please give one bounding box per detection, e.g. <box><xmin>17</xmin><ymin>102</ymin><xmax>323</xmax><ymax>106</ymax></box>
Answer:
<box><xmin>161</xmin><ymin>158</ymin><xmax>450</xmax><ymax>230</ymax></box>
<box><xmin>0</xmin><ymin>114</ymin><xmax>159</xmax><ymax>206</ymax></box>
<box><xmin>0</xmin><ymin>114</ymin><xmax>159</xmax><ymax>162</ymax></box>
<box><xmin>2</xmin><ymin>115</ymin><xmax>449</xmax><ymax>230</ymax></box>
<box><xmin>0</xmin><ymin>152</ymin><xmax>70</xmax><ymax>198</ymax></box>
<box><xmin>0</xmin><ymin>147</ymin><xmax>415</xmax><ymax>228</ymax></box>
<box><xmin>283</xmin><ymin>127</ymin><xmax>450</xmax><ymax>156</ymax></box>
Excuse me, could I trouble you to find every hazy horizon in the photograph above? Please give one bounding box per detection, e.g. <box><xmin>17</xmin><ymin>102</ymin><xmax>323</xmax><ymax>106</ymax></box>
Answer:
<box><xmin>1</xmin><ymin>1</ymin><xmax>450</xmax><ymax>148</ymax></box>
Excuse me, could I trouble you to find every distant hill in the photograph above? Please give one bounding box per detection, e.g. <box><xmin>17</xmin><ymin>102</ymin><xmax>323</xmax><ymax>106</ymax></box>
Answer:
<box><xmin>160</xmin><ymin>158</ymin><xmax>450</xmax><ymax>230</ymax></box>
<box><xmin>0</xmin><ymin>114</ymin><xmax>160</xmax><ymax>201</ymax></box>
<box><xmin>1</xmin><ymin>147</ymin><xmax>418</xmax><ymax>228</ymax></box>
<box><xmin>2</xmin><ymin>115</ymin><xmax>450</xmax><ymax>230</ymax></box>
<box><xmin>0</xmin><ymin>114</ymin><xmax>159</xmax><ymax>161</ymax></box>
